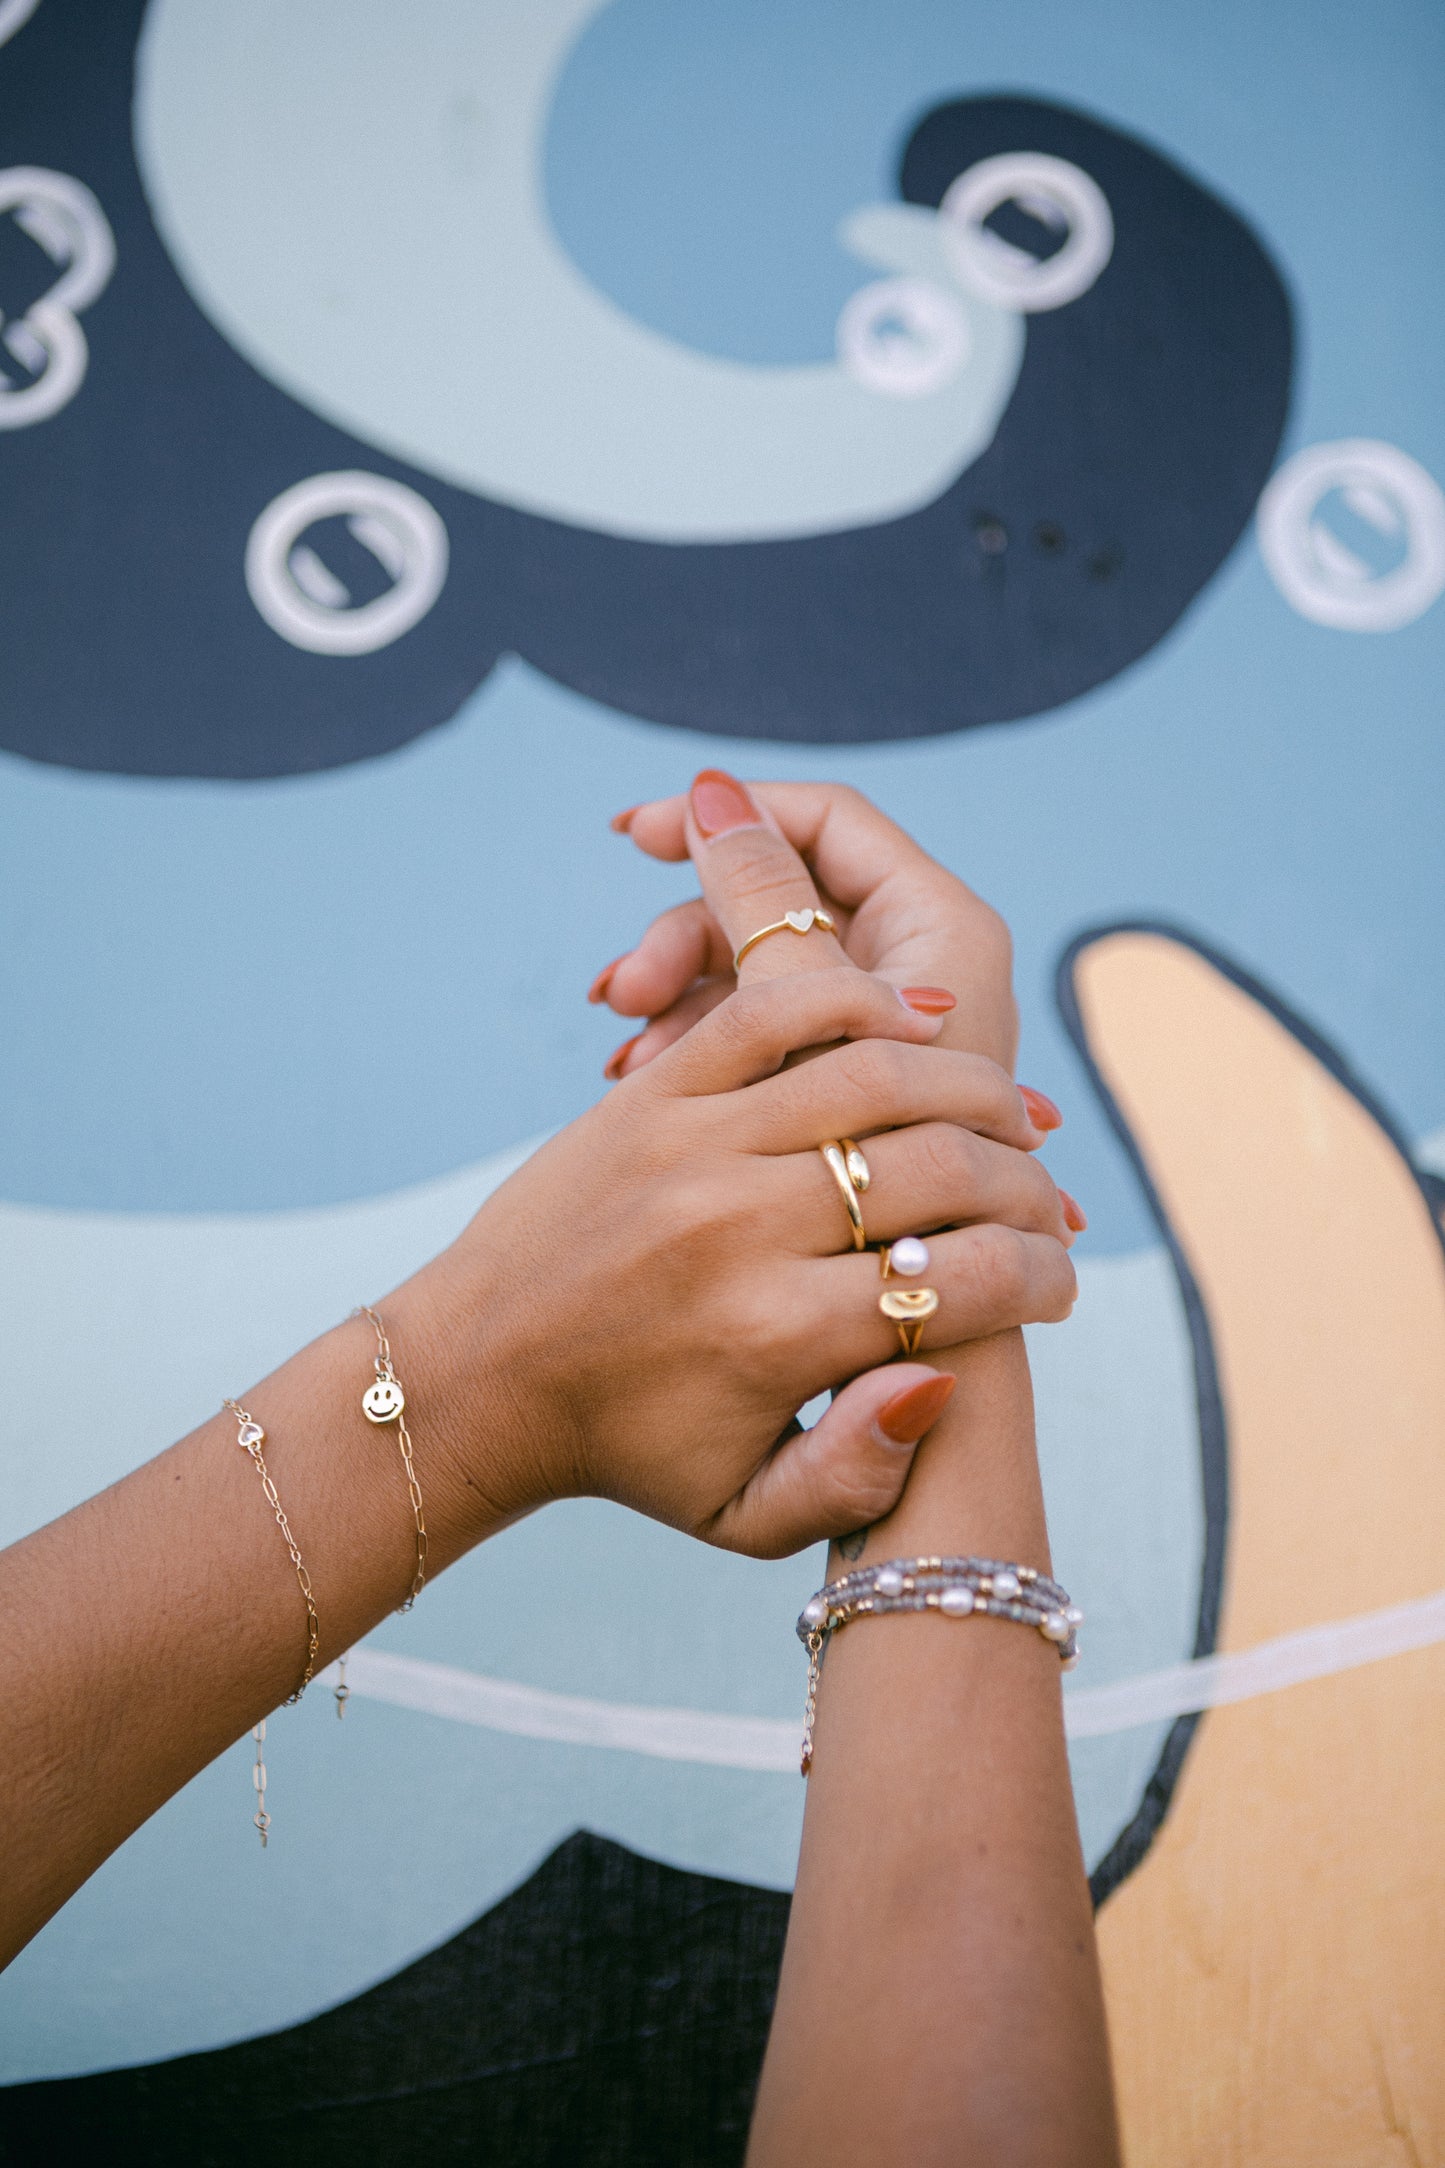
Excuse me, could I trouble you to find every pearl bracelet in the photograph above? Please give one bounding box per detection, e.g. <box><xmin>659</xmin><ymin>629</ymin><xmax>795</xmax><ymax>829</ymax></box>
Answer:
<box><xmin>795</xmin><ymin>1555</ymin><xmax>1083</xmax><ymax>1775</ymax></box>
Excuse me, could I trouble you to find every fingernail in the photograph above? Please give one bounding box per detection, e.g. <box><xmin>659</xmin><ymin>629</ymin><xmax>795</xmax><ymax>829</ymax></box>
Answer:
<box><xmin>875</xmin><ymin>1371</ymin><xmax>956</xmax><ymax>1445</ymax></box>
<box><xmin>1059</xmin><ymin>1188</ymin><xmax>1088</xmax><ymax>1233</ymax></box>
<box><xmin>609</xmin><ymin>805</ymin><xmax>643</xmax><ymax>834</ymax></box>
<box><xmin>588</xmin><ymin>954</ymin><xmax>628</xmax><ymax>1004</ymax></box>
<box><xmin>1019</xmin><ymin>1085</ymin><xmax>1063</xmax><ymax>1132</ymax></box>
<box><xmin>690</xmin><ymin>768</ymin><xmax>764</xmax><ymax>839</ymax></box>
<box><xmin>897</xmin><ymin>985</ymin><xmax>957</xmax><ymax>1016</ymax></box>
<box><xmin>603</xmin><ymin>1034</ymin><xmax>643</xmax><ymax>1081</ymax></box>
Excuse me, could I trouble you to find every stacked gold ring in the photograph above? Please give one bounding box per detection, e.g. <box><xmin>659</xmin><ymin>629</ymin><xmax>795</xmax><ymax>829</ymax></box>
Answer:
<box><xmin>818</xmin><ymin>1138</ymin><xmax>871</xmax><ymax>1250</ymax></box>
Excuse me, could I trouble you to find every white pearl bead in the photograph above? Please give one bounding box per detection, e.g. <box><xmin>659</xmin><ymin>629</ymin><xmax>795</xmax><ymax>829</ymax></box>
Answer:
<box><xmin>1042</xmin><ymin>1611</ymin><xmax>1070</xmax><ymax>1641</ymax></box>
<box><xmin>939</xmin><ymin>1585</ymin><xmax>975</xmax><ymax>1616</ymax></box>
<box><xmin>802</xmin><ymin>1596</ymin><xmax>828</xmax><ymax>1629</ymax></box>
<box><xmin>1065</xmin><ymin>1605</ymin><xmax>1084</xmax><ymax>1626</ymax></box>
<box><xmin>1061</xmin><ymin>1648</ymin><xmax>1081</xmax><ymax>1671</ymax></box>
<box><xmin>875</xmin><ymin>1565</ymin><xmax>905</xmax><ymax>1596</ymax></box>
<box><xmin>889</xmin><ymin>1236</ymin><xmax>931</xmax><ymax>1277</ymax></box>
<box><xmin>993</xmin><ymin>1569</ymin><xmax>1021</xmax><ymax>1600</ymax></box>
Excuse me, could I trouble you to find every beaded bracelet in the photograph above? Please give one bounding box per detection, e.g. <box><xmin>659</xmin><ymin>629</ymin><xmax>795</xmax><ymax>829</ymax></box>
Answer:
<box><xmin>795</xmin><ymin>1555</ymin><xmax>1083</xmax><ymax>1775</ymax></box>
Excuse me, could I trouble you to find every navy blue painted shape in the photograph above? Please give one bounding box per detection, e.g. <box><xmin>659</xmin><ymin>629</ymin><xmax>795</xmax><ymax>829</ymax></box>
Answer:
<box><xmin>0</xmin><ymin>9</ymin><xmax>1292</xmax><ymax>778</ymax></box>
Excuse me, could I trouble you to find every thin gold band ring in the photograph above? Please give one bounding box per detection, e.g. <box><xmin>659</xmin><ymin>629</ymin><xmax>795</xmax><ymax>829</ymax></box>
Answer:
<box><xmin>819</xmin><ymin>1138</ymin><xmax>870</xmax><ymax>1251</ymax></box>
<box><xmin>733</xmin><ymin>906</ymin><xmax>837</xmax><ymax>973</ymax></box>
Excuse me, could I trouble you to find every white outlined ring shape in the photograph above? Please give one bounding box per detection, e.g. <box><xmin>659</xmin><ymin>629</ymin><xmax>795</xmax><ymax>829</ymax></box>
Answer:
<box><xmin>1257</xmin><ymin>439</ymin><xmax>1445</xmax><ymax>632</ymax></box>
<box><xmin>245</xmin><ymin>472</ymin><xmax>449</xmax><ymax>656</ymax></box>
<box><xmin>0</xmin><ymin>166</ymin><xmax>116</xmax><ymax>429</ymax></box>
<box><xmin>940</xmin><ymin>152</ymin><xmax>1113</xmax><ymax>313</ymax></box>
<box><xmin>836</xmin><ymin>275</ymin><xmax>972</xmax><ymax>398</ymax></box>
<box><xmin>0</xmin><ymin>0</ymin><xmax>41</xmax><ymax>53</ymax></box>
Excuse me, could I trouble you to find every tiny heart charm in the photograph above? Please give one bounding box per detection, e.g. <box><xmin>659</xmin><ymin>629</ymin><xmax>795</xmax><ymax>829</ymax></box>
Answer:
<box><xmin>784</xmin><ymin>909</ymin><xmax>816</xmax><ymax>932</ymax></box>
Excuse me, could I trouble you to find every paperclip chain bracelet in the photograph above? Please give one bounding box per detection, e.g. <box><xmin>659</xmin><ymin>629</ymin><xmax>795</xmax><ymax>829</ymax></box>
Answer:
<box><xmin>795</xmin><ymin>1555</ymin><xmax>1083</xmax><ymax>1775</ymax></box>
<box><xmin>223</xmin><ymin>1399</ymin><xmax>319</xmax><ymax>1847</ymax></box>
<box><xmin>356</xmin><ymin>1305</ymin><xmax>428</xmax><ymax>1609</ymax></box>
<box><xmin>224</xmin><ymin>1399</ymin><xmax>320</xmax><ymax>1705</ymax></box>
<box><xmin>332</xmin><ymin>1307</ymin><xmax>429</xmax><ymax>1721</ymax></box>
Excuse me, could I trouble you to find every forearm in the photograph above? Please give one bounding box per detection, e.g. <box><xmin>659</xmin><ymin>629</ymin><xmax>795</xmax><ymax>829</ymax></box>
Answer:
<box><xmin>748</xmin><ymin>1333</ymin><xmax>1119</xmax><ymax>2166</ymax></box>
<box><xmin>0</xmin><ymin>1264</ymin><xmax>514</xmax><ymax>1967</ymax></box>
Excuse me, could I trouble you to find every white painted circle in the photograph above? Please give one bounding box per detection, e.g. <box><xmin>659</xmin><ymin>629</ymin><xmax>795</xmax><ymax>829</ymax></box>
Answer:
<box><xmin>0</xmin><ymin>0</ymin><xmax>41</xmax><ymax>51</ymax></box>
<box><xmin>1257</xmin><ymin>439</ymin><xmax>1445</xmax><ymax>631</ymax></box>
<box><xmin>0</xmin><ymin>167</ymin><xmax>116</xmax><ymax>429</ymax></box>
<box><xmin>836</xmin><ymin>275</ymin><xmax>972</xmax><ymax>398</ymax></box>
<box><xmin>245</xmin><ymin>471</ymin><xmax>449</xmax><ymax>655</ymax></box>
<box><xmin>940</xmin><ymin>152</ymin><xmax>1114</xmax><ymax>313</ymax></box>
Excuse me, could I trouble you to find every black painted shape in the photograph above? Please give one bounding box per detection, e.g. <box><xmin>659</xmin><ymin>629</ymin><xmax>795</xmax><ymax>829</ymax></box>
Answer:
<box><xmin>0</xmin><ymin>1832</ymin><xmax>789</xmax><ymax>2167</ymax></box>
<box><xmin>1057</xmin><ymin>920</ymin><xmax>1445</xmax><ymax>1905</ymax></box>
<box><xmin>894</xmin><ymin>95</ymin><xmax>1294</xmax><ymax>730</ymax></box>
<box><xmin>0</xmin><ymin>5</ymin><xmax>1293</xmax><ymax>776</ymax></box>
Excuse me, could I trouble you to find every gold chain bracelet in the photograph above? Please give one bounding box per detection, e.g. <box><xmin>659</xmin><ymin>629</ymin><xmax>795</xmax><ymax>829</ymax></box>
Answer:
<box><xmin>224</xmin><ymin>1398</ymin><xmax>320</xmax><ymax>1705</ymax></box>
<box><xmin>225</xmin><ymin>1309</ymin><xmax>427</xmax><ymax>1841</ymax></box>
<box><xmin>357</xmin><ymin>1305</ymin><xmax>428</xmax><ymax>1609</ymax></box>
<box><xmin>223</xmin><ymin>1398</ymin><xmax>320</xmax><ymax>1847</ymax></box>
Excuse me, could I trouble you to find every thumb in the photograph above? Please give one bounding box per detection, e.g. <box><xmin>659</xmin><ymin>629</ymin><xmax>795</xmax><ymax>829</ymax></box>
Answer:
<box><xmin>704</xmin><ymin>1367</ymin><xmax>957</xmax><ymax>1559</ymax></box>
<box><xmin>686</xmin><ymin>769</ymin><xmax>848</xmax><ymax>983</ymax></box>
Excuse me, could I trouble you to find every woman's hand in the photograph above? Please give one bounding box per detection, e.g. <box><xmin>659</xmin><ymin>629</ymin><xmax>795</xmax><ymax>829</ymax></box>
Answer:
<box><xmin>596</xmin><ymin>773</ymin><xmax>1025</xmax><ymax>1077</ymax></box>
<box><xmin>407</xmin><ymin>962</ymin><xmax>1072</xmax><ymax>1562</ymax></box>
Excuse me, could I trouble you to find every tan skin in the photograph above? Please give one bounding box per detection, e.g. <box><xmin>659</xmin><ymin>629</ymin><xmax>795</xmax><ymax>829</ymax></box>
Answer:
<box><xmin>0</xmin><ymin>786</ymin><xmax>1077</xmax><ymax>1974</ymax></box>
<box><xmin>601</xmin><ymin>774</ymin><xmax>1120</xmax><ymax>2166</ymax></box>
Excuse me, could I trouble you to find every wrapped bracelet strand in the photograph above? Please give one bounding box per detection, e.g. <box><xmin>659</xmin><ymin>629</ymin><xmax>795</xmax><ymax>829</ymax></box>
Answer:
<box><xmin>796</xmin><ymin>1555</ymin><xmax>1083</xmax><ymax>1775</ymax></box>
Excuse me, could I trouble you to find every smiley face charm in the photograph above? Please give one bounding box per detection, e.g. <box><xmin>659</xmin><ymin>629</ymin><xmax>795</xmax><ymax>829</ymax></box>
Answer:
<box><xmin>362</xmin><ymin>1373</ymin><xmax>405</xmax><ymax>1424</ymax></box>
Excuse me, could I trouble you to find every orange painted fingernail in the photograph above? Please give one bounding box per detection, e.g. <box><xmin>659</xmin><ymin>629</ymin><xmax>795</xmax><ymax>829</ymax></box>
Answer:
<box><xmin>898</xmin><ymin>985</ymin><xmax>957</xmax><ymax>1015</ymax></box>
<box><xmin>875</xmin><ymin>1371</ymin><xmax>956</xmax><ymax>1444</ymax></box>
<box><xmin>1059</xmin><ymin>1188</ymin><xmax>1088</xmax><ymax>1233</ymax></box>
<box><xmin>1019</xmin><ymin>1085</ymin><xmax>1063</xmax><ymax>1131</ymax></box>
<box><xmin>603</xmin><ymin>1034</ymin><xmax>643</xmax><ymax>1081</ymax></box>
<box><xmin>690</xmin><ymin>768</ymin><xmax>764</xmax><ymax>838</ymax></box>
<box><xmin>588</xmin><ymin>954</ymin><xmax>628</xmax><ymax>1004</ymax></box>
<box><xmin>610</xmin><ymin>805</ymin><xmax>644</xmax><ymax>834</ymax></box>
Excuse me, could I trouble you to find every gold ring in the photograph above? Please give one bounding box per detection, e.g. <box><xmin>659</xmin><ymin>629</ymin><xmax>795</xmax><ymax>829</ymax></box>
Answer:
<box><xmin>819</xmin><ymin>1139</ymin><xmax>870</xmax><ymax>1250</ymax></box>
<box><xmin>879</xmin><ymin>1285</ymin><xmax>940</xmax><ymax>1357</ymax></box>
<box><xmin>733</xmin><ymin>906</ymin><xmax>837</xmax><ymax>973</ymax></box>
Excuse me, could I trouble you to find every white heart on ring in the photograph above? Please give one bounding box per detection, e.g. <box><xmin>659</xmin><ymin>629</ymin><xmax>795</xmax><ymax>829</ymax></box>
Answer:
<box><xmin>784</xmin><ymin>909</ymin><xmax>816</xmax><ymax>932</ymax></box>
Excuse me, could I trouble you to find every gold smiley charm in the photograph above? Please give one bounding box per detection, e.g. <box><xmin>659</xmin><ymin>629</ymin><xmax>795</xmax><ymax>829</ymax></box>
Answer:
<box><xmin>362</xmin><ymin>1373</ymin><xmax>405</xmax><ymax>1424</ymax></box>
<box><xmin>879</xmin><ymin>1284</ymin><xmax>940</xmax><ymax>1357</ymax></box>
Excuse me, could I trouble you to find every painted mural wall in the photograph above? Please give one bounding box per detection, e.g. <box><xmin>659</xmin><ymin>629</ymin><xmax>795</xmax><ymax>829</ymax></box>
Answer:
<box><xmin>1</xmin><ymin>1</ymin><xmax>1442</xmax><ymax>2156</ymax></box>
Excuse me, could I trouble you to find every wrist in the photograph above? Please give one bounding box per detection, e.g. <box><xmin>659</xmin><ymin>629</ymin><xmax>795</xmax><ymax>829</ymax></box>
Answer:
<box><xmin>831</xmin><ymin>1332</ymin><xmax>1050</xmax><ymax>1576</ymax></box>
<box><xmin>378</xmin><ymin>1246</ymin><xmax>565</xmax><ymax>1568</ymax></box>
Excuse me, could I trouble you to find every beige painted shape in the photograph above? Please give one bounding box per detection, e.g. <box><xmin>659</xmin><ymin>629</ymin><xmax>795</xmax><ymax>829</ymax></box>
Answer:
<box><xmin>1075</xmin><ymin>933</ymin><xmax>1445</xmax><ymax>2167</ymax></box>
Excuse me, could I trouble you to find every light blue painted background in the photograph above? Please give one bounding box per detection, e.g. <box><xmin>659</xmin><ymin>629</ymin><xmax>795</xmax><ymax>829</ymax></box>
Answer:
<box><xmin>1</xmin><ymin>0</ymin><xmax>1442</xmax><ymax>2082</ymax></box>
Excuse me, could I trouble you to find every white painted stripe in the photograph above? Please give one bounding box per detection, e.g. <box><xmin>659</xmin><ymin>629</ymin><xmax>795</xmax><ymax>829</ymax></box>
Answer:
<box><xmin>1062</xmin><ymin>1588</ymin><xmax>1445</xmax><ymax>1738</ymax></box>
<box><xmin>325</xmin><ymin>1588</ymin><xmax>1445</xmax><ymax>1773</ymax></box>
<box><xmin>325</xmin><ymin>1648</ymin><xmax>801</xmax><ymax>1772</ymax></box>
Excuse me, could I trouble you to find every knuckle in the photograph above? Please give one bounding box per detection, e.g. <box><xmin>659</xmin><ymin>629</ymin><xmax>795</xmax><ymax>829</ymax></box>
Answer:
<box><xmin>965</xmin><ymin>1223</ymin><xmax>1032</xmax><ymax>1315</ymax></box>
<box><xmin>912</xmin><ymin>1121</ymin><xmax>980</xmax><ymax>1201</ymax></box>
<box><xmin>826</xmin><ymin>1450</ymin><xmax>905</xmax><ymax>1532</ymax></box>
<box><xmin>724</xmin><ymin>1286</ymin><xmax>799</xmax><ymax>1380</ymax></box>
<box><xmin>833</xmin><ymin>1036</ymin><xmax>912</xmax><ymax>1107</ymax></box>
<box><xmin>704</xmin><ymin>986</ymin><xmax>762</xmax><ymax>1056</ymax></box>
<box><xmin>712</xmin><ymin>831</ymin><xmax>805</xmax><ymax>908</ymax></box>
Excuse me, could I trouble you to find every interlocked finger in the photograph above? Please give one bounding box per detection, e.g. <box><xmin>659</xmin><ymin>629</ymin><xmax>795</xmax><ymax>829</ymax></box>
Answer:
<box><xmin>684</xmin><ymin>770</ymin><xmax>849</xmax><ymax>984</ymax></box>
<box><xmin>740</xmin><ymin>1036</ymin><xmax>1042</xmax><ymax>1156</ymax></box>
<box><xmin>774</xmin><ymin>1228</ymin><xmax>1078</xmax><ymax>1387</ymax></box>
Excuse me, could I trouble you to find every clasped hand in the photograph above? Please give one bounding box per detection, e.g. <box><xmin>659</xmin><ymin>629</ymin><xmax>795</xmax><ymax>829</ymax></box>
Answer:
<box><xmin>411</xmin><ymin>775</ymin><xmax>1077</xmax><ymax>1562</ymax></box>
